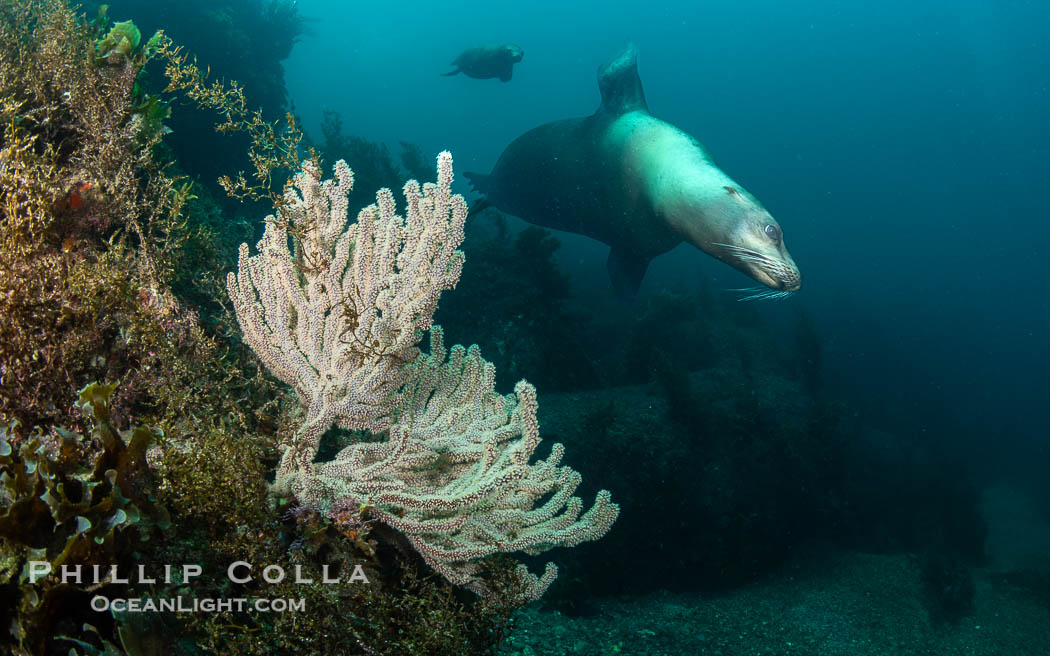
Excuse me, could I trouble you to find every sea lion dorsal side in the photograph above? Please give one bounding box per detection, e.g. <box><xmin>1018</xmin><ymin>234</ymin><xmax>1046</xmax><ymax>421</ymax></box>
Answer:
<box><xmin>466</xmin><ymin>44</ymin><xmax>802</xmax><ymax>297</ymax></box>
<box><xmin>596</xmin><ymin>43</ymin><xmax>649</xmax><ymax>117</ymax></box>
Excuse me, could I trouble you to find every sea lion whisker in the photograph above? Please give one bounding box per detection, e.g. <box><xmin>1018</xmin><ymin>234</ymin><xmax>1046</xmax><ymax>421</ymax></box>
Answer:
<box><xmin>728</xmin><ymin>287</ymin><xmax>766</xmax><ymax>298</ymax></box>
<box><xmin>728</xmin><ymin>286</ymin><xmax>796</xmax><ymax>301</ymax></box>
<box><xmin>738</xmin><ymin>255</ymin><xmax>772</xmax><ymax>266</ymax></box>
<box><xmin>713</xmin><ymin>243</ymin><xmax>778</xmax><ymax>269</ymax></box>
<box><xmin>732</xmin><ymin>288</ymin><xmax>777</xmax><ymax>301</ymax></box>
<box><xmin>715</xmin><ymin>243</ymin><xmax>763</xmax><ymax>256</ymax></box>
<box><xmin>715</xmin><ymin>244</ymin><xmax>789</xmax><ymax>281</ymax></box>
<box><xmin>730</xmin><ymin>252</ymin><xmax>767</xmax><ymax>263</ymax></box>
<box><xmin>736</xmin><ymin>293</ymin><xmax>770</xmax><ymax>302</ymax></box>
<box><xmin>712</xmin><ymin>242</ymin><xmax>760</xmax><ymax>256</ymax></box>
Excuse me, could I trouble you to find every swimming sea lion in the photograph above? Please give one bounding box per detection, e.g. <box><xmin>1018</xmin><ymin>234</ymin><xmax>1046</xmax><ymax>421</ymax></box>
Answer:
<box><xmin>465</xmin><ymin>45</ymin><xmax>801</xmax><ymax>297</ymax></box>
<box><xmin>442</xmin><ymin>44</ymin><xmax>524</xmax><ymax>82</ymax></box>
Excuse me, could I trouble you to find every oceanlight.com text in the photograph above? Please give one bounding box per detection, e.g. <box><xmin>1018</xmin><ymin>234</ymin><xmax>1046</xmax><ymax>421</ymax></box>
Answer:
<box><xmin>91</xmin><ymin>596</ymin><xmax>306</xmax><ymax>613</ymax></box>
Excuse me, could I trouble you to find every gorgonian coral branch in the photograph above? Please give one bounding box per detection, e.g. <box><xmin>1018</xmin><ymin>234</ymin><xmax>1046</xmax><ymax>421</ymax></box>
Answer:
<box><xmin>227</xmin><ymin>153</ymin><xmax>465</xmax><ymax>496</ymax></box>
<box><xmin>228</xmin><ymin>153</ymin><xmax>617</xmax><ymax>600</ymax></box>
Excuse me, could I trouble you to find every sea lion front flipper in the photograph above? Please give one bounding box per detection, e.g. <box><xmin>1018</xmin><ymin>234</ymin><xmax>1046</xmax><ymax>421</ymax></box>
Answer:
<box><xmin>463</xmin><ymin>171</ymin><xmax>491</xmax><ymax>194</ymax></box>
<box><xmin>607</xmin><ymin>247</ymin><xmax>650</xmax><ymax>298</ymax></box>
<box><xmin>441</xmin><ymin>68</ymin><xmax>460</xmax><ymax>77</ymax></box>
<box><xmin>596</xmin><ymin>43</ymin><xmax>648</xmax><ymax>116</ymax></box>
<box><xmin>463</xmin><ymin>172</ymin><xmax>494</xmax><ymax>219</ymax></box>
<box><xmin>466</xmin><ymin>197</ymin><xmax>491</xmax><ymax>220</ymax></box>
<box><xmin>499</xmin><ymin>65</ymin><xmax>512</xmax><ymax>82</ymax></box>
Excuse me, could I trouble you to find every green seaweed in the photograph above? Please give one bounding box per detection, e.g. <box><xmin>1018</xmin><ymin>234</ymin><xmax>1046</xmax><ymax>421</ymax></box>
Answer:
<box><xmin>94</xmin><ymin>13</ymin><xmax>162</xmax><ymax>66</ymax></box>
<box><xmin>0</xmin><ymin>382</ymin><xmax>169</xmax><ymax>655</ymax></box>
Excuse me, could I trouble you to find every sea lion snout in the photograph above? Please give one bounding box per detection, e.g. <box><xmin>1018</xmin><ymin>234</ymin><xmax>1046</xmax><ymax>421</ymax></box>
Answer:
<box><xmin>746</xmin><ymin>242</ymin><xmax>801</xmax><ymax>292</ymax></box>
<box><xmin>736</xmin><ymin>251</ymin><xmax>801</xmax><ymax>292</ymax></box>
<box><xmin>709</xmin><ymin>218</ymin><xmax>802</xmax><ymax>293</ymax></box>
<box><xmin>504</xmin><ymin>45</ymin><xmax>524</xmax><ymax>62</ymax></box>
<box><xmin>771</xmin><ymin>262</ymin><xmax>802</xmax><ymax>292</ymax></box>
<box><xmin>756</xmin><ymin>253</ymin><xmax>802</xmax><ymax>292</ymax></box>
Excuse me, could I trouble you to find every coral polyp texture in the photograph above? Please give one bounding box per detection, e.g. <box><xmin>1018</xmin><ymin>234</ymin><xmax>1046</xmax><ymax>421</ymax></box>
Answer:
<box><xmin>227</xmin><ymin>152</ymin><xmax>618</xmax><ymax>599</ymax></box>
<box><xmin>227</xmin><ymin>152</ymin><xmax>467</xmax><ymax>493</ymax></box>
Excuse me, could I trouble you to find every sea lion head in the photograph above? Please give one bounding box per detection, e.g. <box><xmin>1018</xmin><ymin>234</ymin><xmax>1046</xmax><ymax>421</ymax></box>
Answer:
<box><xmin>501</xmin><ymin>44</ymin><xmax>525</xmax><ymax>62</ymax></box>
<box><xmin>502</xmin><ymin>44</ymin><xmax>524</xmax><ymax>63</ymax></box>
<box><xmin>663</xmin><ymin>175</ymin><xmax>802</xmax><ymax>293</ymax></box>
<box><xmin>624</xmin><ymin>116</ymin><xmax>801</xmax><ymax>294</ymax></box>
<box><xmin>706</xmin><ymin>185</ymin><xmax>801</xmax><ymax>292</ymax></box>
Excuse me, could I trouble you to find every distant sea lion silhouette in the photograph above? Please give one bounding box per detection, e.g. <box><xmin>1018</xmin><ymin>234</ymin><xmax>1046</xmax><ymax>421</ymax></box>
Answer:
<box><xmin>465</xmin><ymin>45</ymin><xmax>801</xmax><ymax>297</ymax></box>
<box><xmin>442</xmin><ymin>44</ymin><xmax>524</xmax><ymax>82</ymax></box>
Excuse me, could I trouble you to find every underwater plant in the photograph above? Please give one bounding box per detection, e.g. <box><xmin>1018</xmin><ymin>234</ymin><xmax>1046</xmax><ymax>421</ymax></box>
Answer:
<box><xmin>227</xmin><ymin>153</ymin><xmax>619</xmax><ymax>600</ymax></box>
<box><xmin>0</xmin><ymin>382</ymin><xmax>169</xmax><ymax>655</ymax></box>
<box><xmin>89</xmin><ymin>0</ymin><xmax>305</xmax><ymax>204</ymax></box>
<box><xmin>0</xmin><ymin>0</ymin><xmax>197</xmax><ymax>429</ymax></box>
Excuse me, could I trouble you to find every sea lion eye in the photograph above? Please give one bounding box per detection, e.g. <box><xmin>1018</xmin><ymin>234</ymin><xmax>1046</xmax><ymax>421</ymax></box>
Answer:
<box><xmin>764</xmin><ymin>224</ymin><xmax>781</xmax><ymax>242</ymax></box>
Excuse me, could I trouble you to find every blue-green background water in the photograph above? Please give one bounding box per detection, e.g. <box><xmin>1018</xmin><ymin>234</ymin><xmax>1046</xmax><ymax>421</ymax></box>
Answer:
<box><xmin>284</xmin><ymin>0</ymin><xmax>1048</xmax><ymax>469</ymax></box>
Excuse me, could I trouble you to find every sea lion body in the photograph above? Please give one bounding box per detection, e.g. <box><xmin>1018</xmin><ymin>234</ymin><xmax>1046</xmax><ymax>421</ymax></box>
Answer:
<box><xmin>477</xmin><ymin>112</ymin><xmax>685</xmax><ymax>259</ymax></box>
<box><xmin>466</xmin><ymin>45</ymin><xmax>801</xmax><ymax>296</ymax></box>
<box><xmin>443</xmin><ymin>44</ymin><xmax>523</xmax><ymax>82</ymax></box>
